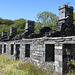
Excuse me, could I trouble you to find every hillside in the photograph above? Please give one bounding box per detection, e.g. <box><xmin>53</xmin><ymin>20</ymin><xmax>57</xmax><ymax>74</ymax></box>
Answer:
<box><xmin>0</xmin><ymin>12</ymin><xmax>75</xmax><ymax>38</ymax></box>
<box><xmin>0</xmin><ymin>18</ymin><xmax>57</xmax><ymax>37</ymax></box>
<box><xmin>0</xmin><ymin>18</ymin><xmax>26</xmax><ymax>37</ymax></box>
<box><xmin>0</xmin><ymin>12</ymin><xmax>59</xmax><ymax>37</ymax></box>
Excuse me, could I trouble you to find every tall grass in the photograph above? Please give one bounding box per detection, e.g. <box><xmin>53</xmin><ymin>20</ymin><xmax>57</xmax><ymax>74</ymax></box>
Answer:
<box><xmin>0</xmin><ymin>54</ymin><xmax>74</xmax><ymax>75</ymax></box>
<box><xmin>0</xmin><ymin>55</ymin><xmax>55</xmax><ymax>75</ymax></box>
<box><xmin>67</xmin><ymin>60</ymin><xmax>75</xmax><ymax>75</ymax></box>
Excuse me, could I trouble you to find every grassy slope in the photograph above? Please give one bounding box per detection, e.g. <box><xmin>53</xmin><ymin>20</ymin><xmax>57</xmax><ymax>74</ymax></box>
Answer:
<box><xmin>0</xmin><ymin>55</ymin><xmax>75</xmax><ymax>75</ymax></box>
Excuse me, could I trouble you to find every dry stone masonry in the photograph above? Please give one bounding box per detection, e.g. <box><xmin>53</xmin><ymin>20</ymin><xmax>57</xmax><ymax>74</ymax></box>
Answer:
<box><xmin>0</xmin><ymin>4</ymin><xmax>75</xmax><ymax>75</ymax></box>
<box><xmin>1</xmin><ymin>32</ymin><xmax>7</xmax><ymax>40</ymax></box>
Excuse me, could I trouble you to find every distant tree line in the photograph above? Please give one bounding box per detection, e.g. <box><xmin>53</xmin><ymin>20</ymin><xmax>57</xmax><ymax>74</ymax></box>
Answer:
<box><xmin>0</xmin><ymin>18</ymin><xmax>25</xmax><ymax>37</ymax></box>
<box><xmin>0</xmin><ymin>11</ymin><xmax>75</xmax><ymax>37</ymax></box>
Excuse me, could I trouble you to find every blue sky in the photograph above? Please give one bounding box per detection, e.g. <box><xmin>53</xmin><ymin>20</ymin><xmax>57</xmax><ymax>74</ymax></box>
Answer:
<box><xmin>0</xmin><ymin>0</ymin><xmax>75</xmax><ymax>21</ymax></box>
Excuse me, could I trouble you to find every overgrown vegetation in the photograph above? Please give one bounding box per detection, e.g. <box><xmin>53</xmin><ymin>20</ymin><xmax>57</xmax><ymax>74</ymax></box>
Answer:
<box><xmin>0</xmin><ymin>55</ymin><xmax>55</xmax><ymax>75</ymax></box>
<box><xmin>0</xmin><ymin>55</ymin><xmax>75</xmax><ymax>75</ymax></box>
<box><xmin>0</xmin><ymin>18</ymin><xmax>26</xmax><ymax>37</ymax></box>
<box><xmin>35</xmin><ymin>11</ymin><xmax>58</xmax><ymax>31</ymax></box>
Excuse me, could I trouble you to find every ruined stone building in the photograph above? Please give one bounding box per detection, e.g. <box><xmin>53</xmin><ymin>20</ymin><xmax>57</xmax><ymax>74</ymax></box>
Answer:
<box><xmin>0</xmin><ymin>5</ymin><xmax>75</xmax><ymax>75</ymax></box>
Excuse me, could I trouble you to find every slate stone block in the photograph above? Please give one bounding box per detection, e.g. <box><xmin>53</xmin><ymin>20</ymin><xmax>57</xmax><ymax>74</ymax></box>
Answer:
<box><xmin>55</xmin><ymin>50</ymin><xmax>62</xmax><ymax>55</ymax></box>
<box><xmin>55</xmin><ymin>55</ymin><xmax>62</xmax><ymax>61</ymax></box>
<box><xmin>55</xmin><ymin>66</ymin><xmax>62</xmax><ymax>74</ymax></box>
<box><xmin>2</xmin><ymin>32</ymin><xmax>7</xmax><ymax>39</ymax></box>
<box><xmin>55</xmin><ymin>46</ymin><xmax>62</xmax><ymax>50</ymax></box>
<box><xmin>55</xmin><ymin>61</ymin><xmax>59</xmax><ymax>67</ymax></box>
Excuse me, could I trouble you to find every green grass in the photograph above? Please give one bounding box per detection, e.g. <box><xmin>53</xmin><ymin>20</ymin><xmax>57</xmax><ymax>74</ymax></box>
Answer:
<box><xmin>0</xmin><ymin>54</ymin><xmax>75</xmax><ymax>75</ymax></box>
<box><xmin>0</xmin><ymin>55</ymin><xmax>55</xmax><ymax>75</ymax></box>
<box><xmin>67</xmin><ymin>60</ymin><xmax>75</xmax><ymax>75</ymax></box>
<box><xmin>71</xmin><ymin>60</ymin><xmax>75</xmax><ymax>66</ymax></box>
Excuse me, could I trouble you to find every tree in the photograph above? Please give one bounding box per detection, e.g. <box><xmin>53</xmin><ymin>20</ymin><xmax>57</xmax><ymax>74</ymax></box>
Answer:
<box><xmin>73</xmin><ymin>12</ymin><xmax>75</xmax><ymax>25</ymax></box>
<box><xmin>36</xmin><ymin>11</ymin><xmax>58</xmax><ymax>30</ymax></box>
<box><xmin>12</xmin><ymin>18</ymin><xmax>26</xmax><ymax>29</ymax></box>
<box><xmin>0</xmin><ymin>18</ymin><xmax>3</xmax><ymax>24</ymax></box>
<box><xmin>0</xmin><ymin>18</ymin><xmax>26</xmax><ymax>36</ymax></box>
<box><xmin>2</xmin><ymin>19</ymin><xmax>14</xmax><ymax>25</ymax></box>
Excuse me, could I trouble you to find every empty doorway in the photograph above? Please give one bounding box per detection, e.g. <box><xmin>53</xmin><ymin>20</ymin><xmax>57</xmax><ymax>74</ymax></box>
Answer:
<box><xmin>16</xmin><ymin>44</ymin><xmax>20</xmax><ymax>60</ymax></box>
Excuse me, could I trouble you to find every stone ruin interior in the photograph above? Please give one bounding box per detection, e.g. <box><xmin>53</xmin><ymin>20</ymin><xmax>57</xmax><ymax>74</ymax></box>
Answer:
<box><xmin>0</xmin><ymin>4</ymin><xmax>75</xmax><ymax>75</ymax></box>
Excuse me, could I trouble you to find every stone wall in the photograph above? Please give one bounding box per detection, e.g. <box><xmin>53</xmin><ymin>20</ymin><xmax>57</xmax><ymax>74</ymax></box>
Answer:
<box><xmin>0</xmin><ymin>37</ymin><xmax>75</xmax><ymax>75</ymax></box>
